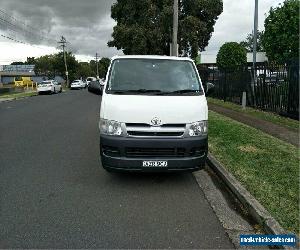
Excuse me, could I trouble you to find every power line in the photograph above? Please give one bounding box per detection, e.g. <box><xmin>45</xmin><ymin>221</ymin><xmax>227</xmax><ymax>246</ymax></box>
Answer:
<box><xmin>0</xmin><ymin>8</ymin><xmax>57</xmax><ymax>46</ymax></box>
<box><xmin>0</xmin><ymin>33</ymin><xmax>58</xmax><ymax>51</ymax></box>
<box><xmin>0</xmin><ymin>8</ymin><xmax>56</xmax><ymax>42</ymax></box>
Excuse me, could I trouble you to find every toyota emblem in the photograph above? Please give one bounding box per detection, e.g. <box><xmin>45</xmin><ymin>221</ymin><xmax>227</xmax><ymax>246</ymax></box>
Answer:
<box><xmin>150</xmin><ymin>117</ymin><xmax>162</xmax><ymax>126</ymax></box>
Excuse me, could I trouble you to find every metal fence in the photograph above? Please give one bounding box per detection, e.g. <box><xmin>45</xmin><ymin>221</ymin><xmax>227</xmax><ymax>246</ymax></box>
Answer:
<box><xmin>198</xmin><ymin>61</ymin><xmax>299</xmax><ymax>120</ymax></box>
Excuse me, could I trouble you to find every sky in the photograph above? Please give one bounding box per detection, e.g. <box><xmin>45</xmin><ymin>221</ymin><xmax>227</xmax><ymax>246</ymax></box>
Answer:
<box><xmin>0</xmin><ymin>0</ymin><xmax>284</xmax><ymax>64</ymax></box>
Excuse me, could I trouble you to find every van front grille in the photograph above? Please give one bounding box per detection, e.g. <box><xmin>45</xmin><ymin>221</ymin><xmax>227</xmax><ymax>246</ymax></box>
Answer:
<box><xmin>125</xmin><ymin>123</ymin><xmax>186</xmax><ymax>137</ymax></box>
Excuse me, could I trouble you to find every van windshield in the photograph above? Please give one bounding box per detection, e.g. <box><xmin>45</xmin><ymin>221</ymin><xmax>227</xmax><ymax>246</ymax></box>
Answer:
<box><xmin>106</xmin><ymin>59</ymin><xmax>203</xmax><ymax>95</ymax></box>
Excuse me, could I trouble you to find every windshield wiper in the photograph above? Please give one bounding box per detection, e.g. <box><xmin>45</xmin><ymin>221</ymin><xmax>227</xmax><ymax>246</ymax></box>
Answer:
<box><xmin>110</xmin><ymin>89</ymin><xmax>162</xmax><ymax>94</ymax></box>
<box><xmin>157</xmin><ymin>89</ymin><xmax>200</xmax><ymax>95</ymax></box>
<box><xmin>128</xmin><ymin>89</ymin><xmax>162</xmax><ymax>93</ymax></box>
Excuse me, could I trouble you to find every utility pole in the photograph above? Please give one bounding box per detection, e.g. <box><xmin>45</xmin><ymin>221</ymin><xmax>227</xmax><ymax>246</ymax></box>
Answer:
<box><xmin>58</xmin><ymin>36</ymin><xmax>69</xmax><ymax>87</ymax></box>
<box><xmin>172</xmin><ymin>0</ymin><xmax>178</xmax><ymax>56</ymax></box>
<box><xmin>251</xmin><ymin>0</ymin><xmax>259</xmax><ymax>106</ymax></box>
<box><xmin>95</xmin><ymin>52</ymin><xmax>99</xmax><ymax>79</ymax></box>
<box><xmin>253</xmin><ymin>0</ymin><xmax>258</xmax><ymax>71</ymax></box>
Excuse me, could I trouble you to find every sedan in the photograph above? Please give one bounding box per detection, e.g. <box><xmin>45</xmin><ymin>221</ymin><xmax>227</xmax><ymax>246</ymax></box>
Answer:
<box><xmin>37</xmin><ymin>80</ymin><xmax>62</xmax><ymax>94</ymax></box>
<box><xmin>70</xmin><ymin>80</ymin><xmax>85</xmax><ymax>89</ymax></box>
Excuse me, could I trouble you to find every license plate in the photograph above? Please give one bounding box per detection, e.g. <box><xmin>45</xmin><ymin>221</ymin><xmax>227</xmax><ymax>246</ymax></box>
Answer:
<box><xmin>143</xmin><ymin>161</ymin><xmax>168</xmax><ymax>167</ymax></box>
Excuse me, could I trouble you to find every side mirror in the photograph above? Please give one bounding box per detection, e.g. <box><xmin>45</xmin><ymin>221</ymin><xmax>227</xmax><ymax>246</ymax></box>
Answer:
<box><xmin>206</xmin><ymin>82</ymin><xmax>215</xmax><ymax>96</ymax></box>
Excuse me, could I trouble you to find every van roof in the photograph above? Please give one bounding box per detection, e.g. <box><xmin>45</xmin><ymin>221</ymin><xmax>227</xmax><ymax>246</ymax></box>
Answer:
<box><xmin>111</xmin><ymin>55</ymin><xmax>194</xmax><ymax>62</ymax></box>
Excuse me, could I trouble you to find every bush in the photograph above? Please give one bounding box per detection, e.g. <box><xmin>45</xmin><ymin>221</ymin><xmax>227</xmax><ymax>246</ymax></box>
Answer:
<box><xmin>216</xmin><ymin>42</ymin><xmax>247</xmax><ymax>71</ymax></box>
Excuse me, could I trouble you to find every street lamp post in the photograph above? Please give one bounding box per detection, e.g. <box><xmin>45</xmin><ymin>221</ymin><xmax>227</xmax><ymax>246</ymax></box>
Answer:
<box><xmin>172</xmin><ymin>0</ymin><xmax>178</xmax><ymax>56</ymax></box>
<box><xmin>253</xmin><ymin>0</ymin><xmax>258</xmax><ymax>71</ymax></box>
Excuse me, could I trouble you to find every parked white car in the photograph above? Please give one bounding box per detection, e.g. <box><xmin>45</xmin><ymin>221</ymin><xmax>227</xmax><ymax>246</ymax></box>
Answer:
<box><xmin>37</xmin><ymin>80</ymin><xmax>62</xmax><ymax>94</ymax></box>
<box><xmin>70</xmin><ymin>80</ymin><xmax>85</xmax><ymax>89</ymax></box>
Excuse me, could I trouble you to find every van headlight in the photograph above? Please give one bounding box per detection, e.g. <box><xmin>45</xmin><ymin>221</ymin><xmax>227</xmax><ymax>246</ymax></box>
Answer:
<box><xmin>188</xmin><ymin>121</ymin><xmax>208</xmax><ymax>137</ymax></box>
<box><xmin>99</xmin><ymin>119</ymin><xmax>123</xmax><ymax>136</ymax></box>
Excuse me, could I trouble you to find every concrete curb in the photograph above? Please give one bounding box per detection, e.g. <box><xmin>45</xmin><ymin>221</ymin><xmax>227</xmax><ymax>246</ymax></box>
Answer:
<box><xmin>206</xmin><ymin>153</ymin><xmax>289</xmax><ymax>238</ymax></box>
<box><xmin>0</xmin><ymin>92</ymin><xmax>41</xmax><ymax>103</ymax></box>
<box><xmin>0</xmin><ymin>90</ymin><xmax>67</xmax><ymax>103</ymax></box>
<box><xmin>0</xmin><ymin>97</ymin><xmax>14</xmax><ymax>103</ymax></box>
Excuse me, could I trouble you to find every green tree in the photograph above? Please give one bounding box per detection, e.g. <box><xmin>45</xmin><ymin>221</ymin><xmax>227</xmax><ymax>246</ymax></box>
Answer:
<box><xmin>77</xmin><ymin>62</ymin><xmax>94</xmax><ymax>79</ymax></box>
<box><xmin>52</xmin><ymin>52</ymin><xmax>79</xmax><ymax>82</ymax></box>
<box><xmin>98</xmin><ymin>57</ymin><xmax>110</xmax><ymax>78</ymax></box>
<box><xmin>108</xmin><ymin>0</ymin><xmax>223</xmax><ymax>58</ymax></box>
<box><xmin>26</xmin><ymin>57</ymin><xmax>35</xmax><ymax>64</ymax></box>
<box><xmin>34</xmin><ymin>53</ymin><xmax>110</xmax><ymax>83</ymax></box>
<box><xmin>240</xmin><ymin>30</ymin><xmax>264</xmax><ymax>52</ymax></box>
<box><xmin>89</xmin><ymin>58</ymin><xmax>111</xmax><ymax>78</ymax></box>
<box><xmin>10</xmin><ymin>57</ymin><xmax>36</xmax><ymax>65</ymax></box>
<box><xmin>34</xmin><ymin>52</ymin><xmax>79</xmax><ymax>82</ymax></box>
<box><xmin>262</xmin><ymin>0</ymin><xmax>299</xmax><ymax>63</ymax></box>
<box><xmin>216</xmin><ymin>42</ymin><xmax>247</xmax><ymax>71</ymax></box>
<box><xmin>89</xmin><ymin>60</ymin><xmax>97</xmax><ymax>76</ymax></box>
<box><xmin>10</xmin><ymin>61</ymin><xmax>25</xmax><ymax>65</ymax></box>
<box><xmin>34</xmin><ymin>55</ymin><xmax>55</xmax><ymax>77</ymax></box>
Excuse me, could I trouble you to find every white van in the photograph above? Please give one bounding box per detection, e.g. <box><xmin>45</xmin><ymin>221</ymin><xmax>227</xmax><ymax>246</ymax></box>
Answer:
<box><xmin>99</xmin><ymin>55</ymin><xmax>209</xmax><ymax>172</ymax></box>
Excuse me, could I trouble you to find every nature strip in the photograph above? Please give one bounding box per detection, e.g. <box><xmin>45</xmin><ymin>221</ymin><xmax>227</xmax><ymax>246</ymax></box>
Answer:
<box><xmin>206</xmin><ymin>153</ymin><xmax>297</xmax><ymax>249</ymax></box>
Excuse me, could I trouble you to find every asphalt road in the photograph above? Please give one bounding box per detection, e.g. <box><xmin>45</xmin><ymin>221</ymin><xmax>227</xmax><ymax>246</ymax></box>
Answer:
<box><xmin>0</xmin><ymin>90</ymin><xmax>233</xmax><ymax>249</ymax></box>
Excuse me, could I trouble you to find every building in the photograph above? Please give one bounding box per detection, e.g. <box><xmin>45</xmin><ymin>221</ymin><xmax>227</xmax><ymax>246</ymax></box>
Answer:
<box><xmin>0</xmin><ymin>64</ymin><xmax>64</xmax><ymax>84</ymax></box>
<box><xmin>199</xmin><ymin>52</ymin><xmax>268</xmax><ymax>66</ymax></box>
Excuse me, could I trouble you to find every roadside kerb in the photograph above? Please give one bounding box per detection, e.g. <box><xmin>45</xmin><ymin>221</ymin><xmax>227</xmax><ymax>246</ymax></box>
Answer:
<box><xmin>0</xmin><ymin>97</ymin><xmax>14</xmax><ymax>103</ymax></box>
<box><xmin>205</xmin><ymin>153</ymin><xmax>295</xmax><ymax>248</ymax></box>
<box><xmin>0</xmin><ymin>90</ymin><xmax>68</xmax><ymax>103</ymax></box>
<box><xmin>0</xmin><ymin>94</ymin><xmax>37</xmax><ymax>103</ymax></box>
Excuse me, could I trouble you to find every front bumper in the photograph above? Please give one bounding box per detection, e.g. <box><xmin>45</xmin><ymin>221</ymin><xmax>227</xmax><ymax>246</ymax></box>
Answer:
<box><xmin>100</xmin><ymin>135</ymin><xmax>208</xmax><ymax>172</ymax></box>
<box><xmin>71</xmin><ymin>85</ymin><xmax>82</xmax><ymax>89</ymax></box>
<box><xmin>37</xmin><ymin>87</ymin><xmax>52</xmax><ymax>92</ymax></box>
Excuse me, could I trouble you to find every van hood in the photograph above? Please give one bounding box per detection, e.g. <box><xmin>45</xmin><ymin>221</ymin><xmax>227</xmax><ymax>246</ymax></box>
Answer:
<box><xmin>100</xmin><ymin>94</ymin><xmax>208</xmax><ymax>124</ymax></box>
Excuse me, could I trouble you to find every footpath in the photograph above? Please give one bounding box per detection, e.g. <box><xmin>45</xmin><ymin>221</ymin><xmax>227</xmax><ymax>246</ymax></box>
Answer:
<box><xmin>208</xmin><ymin>102</ymin><xmax>299</xmax><ymax>147</ymax></box>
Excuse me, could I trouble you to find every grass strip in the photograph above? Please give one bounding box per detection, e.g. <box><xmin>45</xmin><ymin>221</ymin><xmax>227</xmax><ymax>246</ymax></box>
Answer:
<box><xmin>207</xmin><ymin>97</ymin><xmax>299</xmax><ymax>131</ymax></box>
<box><xmin>0</xmin><ymin>91</ymin><xmax>38</xmax><ymax>99</ymax></box>
<box><xmin>208</xmin><ymin>111</ymin><xmax>299</xmax><ymax>234</ymax></box>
